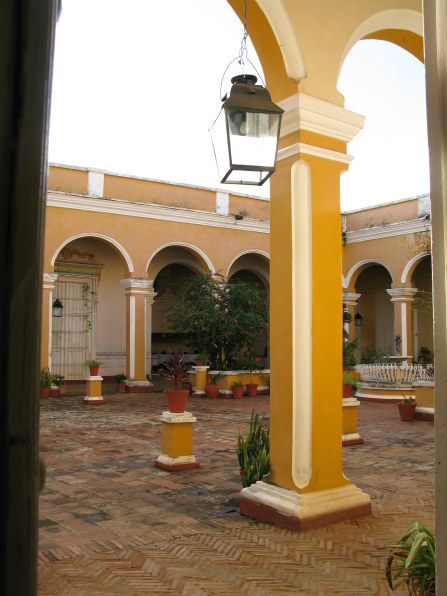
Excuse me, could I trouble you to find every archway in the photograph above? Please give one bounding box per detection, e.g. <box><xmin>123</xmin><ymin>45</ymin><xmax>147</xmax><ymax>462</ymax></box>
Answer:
<box><xmin>52</xmin><ymin>236</ymin><xmax>129</xmax><ymax>379</ymax></box>
<box><xmin>411</xmin><ymin>255</ymin><xmax>434</xmax><ymax>362</ymax></box>
<box><xmin>354</xmin><ymin>264</ymin><xmax>394</xmax><ymax>360</ymax></box>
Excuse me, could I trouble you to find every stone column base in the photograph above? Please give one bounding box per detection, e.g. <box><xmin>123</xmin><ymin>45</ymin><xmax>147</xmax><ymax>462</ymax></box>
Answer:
<box><xmin>415</xmin><ymin>406</ymin><xmax>435</xmax><ymax>421</ymax></box>
<box><xmin>342</xmin><ymin>432</ymin><xmax>363</xmax><ymax>446</ymax></box>
<box><xmin>127</xmin><ymin>380</ymin><xmax>154</xmax><ymax>393</ymax></box>
<box><xmin>240</xmin><ymin>481</ymin><xmax>371</xmax><ymax>531</ymax></box>
<box><xmin>83</xmin><ymin>395</ymin><xmax>105</xmax><ymax>405</ymax></box>
<box><xmin>154</xmin><ymin>454</ymin><xmax>200</xmax><ymax>471</ymax></box>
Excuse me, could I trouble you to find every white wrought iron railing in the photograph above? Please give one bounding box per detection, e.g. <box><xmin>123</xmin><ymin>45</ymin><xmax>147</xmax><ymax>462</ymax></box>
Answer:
<box><xmin>356</xmin><ymin>363</ymin><xmax>434</xmax><ymax>385</ymax></box>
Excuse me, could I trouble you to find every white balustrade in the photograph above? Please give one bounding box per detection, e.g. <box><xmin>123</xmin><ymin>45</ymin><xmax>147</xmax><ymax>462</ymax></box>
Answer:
<box><xmin>356</xmin><ymin>363</ymin><xmax>434</xmax><ymax>385</ymax></box>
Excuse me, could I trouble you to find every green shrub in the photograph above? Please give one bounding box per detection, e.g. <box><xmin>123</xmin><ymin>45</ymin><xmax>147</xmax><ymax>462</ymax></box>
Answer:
<box><xmin>236</xmin><ymin>409</ymin><xmax>270</xmax><ymax>488</ymax></box>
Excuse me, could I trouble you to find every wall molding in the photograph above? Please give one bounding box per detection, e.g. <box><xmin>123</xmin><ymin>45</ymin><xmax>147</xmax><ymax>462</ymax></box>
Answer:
<box><xmin>47</xmin><ymin>191</ymin><xmax>270</xmax><ymax>234</ymax></box>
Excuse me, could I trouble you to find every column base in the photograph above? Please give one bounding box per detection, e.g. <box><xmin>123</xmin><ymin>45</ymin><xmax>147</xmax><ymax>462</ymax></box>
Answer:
<box><xmin>154</xmin><ymin>454</ymin><xmax>200</xmax><ymax>471</ymax></box>
<box><xmin>83</xmin><ymin>396</ymin><xmax>105</xmax><ymax>405</ymax></box>
<box><xmin>240</xmin><ymin>481</ymin><xmax>371</xmax><ymax>531</ymax></box>
<box><xmin>342</xmin><ymin>433</ymin><xmax>364</xmax><ymax>446</ymax></box>
<box><xmin>127</xmin><ymin>380</ymin><xmax>154</xmax><ymax>393</ymax></box>
<box><xmin>415</xmin><ymin>407</ymin><xmax>434</xmax><ymax>421</ymax></box>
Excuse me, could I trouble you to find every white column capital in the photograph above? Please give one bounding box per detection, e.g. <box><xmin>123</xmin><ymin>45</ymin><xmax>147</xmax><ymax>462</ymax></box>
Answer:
<box><xmin>120</xmin><ymin>278</ymin><xmax>153</xmax><ymax>295</ymax></box>
<box><xmin>43</xmin><ymin>272</ymin><xmax>58</xmax><ymax>289</ymax></box>
<box><xmin>343</xmin><ymin>292</ymin><xmax>361</xmax><ymax>306</ymax></box>
<box><xmin>387</xmin><ymin>287</ymin><xmax>418</xmax><ymax>303</ymax></box>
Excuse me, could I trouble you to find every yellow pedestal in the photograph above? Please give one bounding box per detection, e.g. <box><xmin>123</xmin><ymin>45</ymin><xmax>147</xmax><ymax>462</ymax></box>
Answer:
<box><xmin>192</xmin><ymin>366</ymin><xmax>209</xmax><ymax>395</ymax></box>
<box><xmin>342</xmin><ymin>398</ymin><xmax>363</xmax><ymax>445</ymax></box>
<box><xmin>155</xmin><ymin>411</ymin><xmax>199</xmax><ymax>471</ymax></box>
<box><xmin>83</xmin><ymin>376</ymin><xmax>105</xmax><ymax>404</ymax></box>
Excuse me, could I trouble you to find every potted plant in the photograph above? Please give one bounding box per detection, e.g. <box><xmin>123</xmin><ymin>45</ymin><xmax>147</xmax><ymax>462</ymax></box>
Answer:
<box><xmin>245</xmin><ymin>354</ymin><xmax>261</xmax><ymax>397</ymax></box>
<box><xmin>84</xmin><ymin>359</ymin><xmax>103</xmax><ymax>376</ymax></box>
<box><xmin>40</xmin><ymin>367</ymin><xmax>53</xmax><ymax>399</ymax></box>
<box><xmin>342</xmin><ymin>373</ymin><xmax>357</xmax><ymax>398</ymax></box>
<box><xmin>205</xmin><ymin>372</ymin><xmax>224</xmax><ymax>398</ymax></box>
<box><xmin>53</xmin><ymin>374</ymin><xmax>66</xmax><ymax>396</ymax></box>
<box><xmin>236</xmin><ymin>409</ymin><xmax>270</xmax><ymax>487</ymax></box>
<box><xmin>232</xmin><ymin>380</ymin><xmax>245</xmax><ymax>399</ymax></box>
<box><xmin>196</xmin><ymin>351</ymin><xmax>209</xmax><ymax>366</ymax></box>
<box><xmin>158</xmin><ymin>352</ymin><xmax>194</xmax><ymax>413</ymax></box>
<box><xmin>386</xmin><ymin>522</ymin><xmax>435</xmax><ymax>594</ymax></box>
<box><xmin>398</xmin><ymin>394</ymin><xmax>416</xmax><ymax>421</ymax></box>
<box><xmin>114</xmin><ymin>373</ymin><xmax>127</xmax><ymax>393</ymax></box>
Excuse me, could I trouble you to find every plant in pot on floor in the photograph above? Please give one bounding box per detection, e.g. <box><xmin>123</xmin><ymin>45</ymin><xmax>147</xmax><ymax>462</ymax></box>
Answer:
<box><xmin>53</xmin><ymin>374</ymin><xmax>66</xmax><ymax>396</ymax></box>
<box><xmin>196</xmin><ymin>351</ymin><xmax>209</xmax><ymax>366</ymax></box>
<box><xmin>40</xmin><ymin>367</ymin><xmax>53</xmax><ymax>399</ymax></box>
<box><xmin>244</xmin><ymin>354</ymin><xmax>262</xmax><ymax>397</ymax></box>
<box><xmin>236</xmin><ymin>409</ymin><xmax>270</xmax><ymax>488</ymax></box>
<box><xmin>158</xmin><ymin>352</ymin><xmax>194</xmax><ymax>413</ymax></box>
<box><xmin>232</xmin><ymin>380</ymin><xmax>245</xmax><ymax>399</ymax></box>
<box><xmin>84</xmin><ymin>359</ymin><xmax>103</xmax><ymax>376</ymax></box>
<box><xmin>342</xmin><ymin>373</ymin><xmax>357</xmax><ymax>398</ymax></box>
<box><xmin>398</xmin><ymin>394</ymin><xmax>416</xmax><ymax>421</ymax></box>
<box><xmin>114</xmin><ymin>373</ymin><xmax>127</xmax><ymax>393</ymax></box>
<box><xmin>386</xmin><ymin>521</ymin><xmax>435</xmax><ymax>594</ymax></box>
<box><xmin>205</xmin><ymin>372</ymin><xmax>224</xmax><ymax>399</ymax></box>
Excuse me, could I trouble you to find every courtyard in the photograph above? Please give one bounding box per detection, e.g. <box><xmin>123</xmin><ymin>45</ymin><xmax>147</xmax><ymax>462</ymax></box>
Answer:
<box><xmin>38</xmin><ymin>386</ymin><xmax>434</xmax><ymax>595</ymax></box>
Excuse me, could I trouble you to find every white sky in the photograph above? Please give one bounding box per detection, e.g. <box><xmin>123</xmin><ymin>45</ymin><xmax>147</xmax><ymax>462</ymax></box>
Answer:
<box><xmin>49</xmin><ymin>0</ymin><xmax>429</xmax><ymax>212</ymax></box>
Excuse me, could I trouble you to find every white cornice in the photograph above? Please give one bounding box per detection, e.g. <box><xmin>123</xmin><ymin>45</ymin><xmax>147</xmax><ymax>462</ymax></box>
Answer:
<box><xmin>346</xmin><ymin>218</ymin><xmax>431</xmax><ymax>243</ymax></box>
<box><xmin>47</xmin><ymin>191</ymin><xmax>270</xmax><ymax>234</ymax></box>
<box><xmin>278</xmin><ymin>142</ymin><xmax>353</xmax><ymax>164</ymax></box>
<box><xmin>278</xmin><ymin>93</ymin><xmax>365</xmax><ymax>143</ymax></box>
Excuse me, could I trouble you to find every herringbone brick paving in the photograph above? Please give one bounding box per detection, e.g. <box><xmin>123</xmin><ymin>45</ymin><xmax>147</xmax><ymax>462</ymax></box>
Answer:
<box><xmin>38</xmin><ymin>382</ymin><xmax>434</xmax><ymax>594</ymax></box>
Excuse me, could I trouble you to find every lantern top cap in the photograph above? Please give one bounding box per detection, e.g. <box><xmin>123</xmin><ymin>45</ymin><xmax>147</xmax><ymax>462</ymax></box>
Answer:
<box><xmin>223</xmin><ymin>73</ymin><xmax>284</xmax><ymax>115</ymax></box>
<box><xmin>230</xmin><ymin>74</ymin><xmax>257</xmax><ymax>85</ymax></box>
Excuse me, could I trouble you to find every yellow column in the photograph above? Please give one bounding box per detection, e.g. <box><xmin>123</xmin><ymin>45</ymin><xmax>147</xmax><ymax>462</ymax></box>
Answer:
<box><xmin>41</xmin><ymin>273</ymin><xmax>58</xmax><ymax>369</ymax></box>
<box><xmin>387</xmin><ymin>288</ymin><xmax>418</xmax><ymax>362</ymax></box>
<box><xmin>240</xmin><ymin>92</ymin><xmax>371</xmax><ymax>530</ymax></box>
<box><xmin>121</xmin><ymin>278</ymin><xmax>154</xmax><ymax>393</ymax></box>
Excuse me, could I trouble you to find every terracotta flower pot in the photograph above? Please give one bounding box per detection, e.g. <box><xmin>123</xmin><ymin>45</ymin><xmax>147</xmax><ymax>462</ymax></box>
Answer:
<box><xmin>49</xmin><ymin>386</ymin><xmax>59</xmax><ymax>397</ymax></box>
<box><xmin>205</xmin><ymin>383</ymin><xmax>219</xmax><ymax>398</ymax></box>
<box><xmin>117</xmin><ymin>382</ymin><xmax>127</xmax><ymax>393</ymax></box>
<box><xmin>41</xmin><ymin>386</ymin><xmax>50</xmax><ymax>399</ymax></box>
<box><xmin>232</xmin><ymin>386</ymin><xmax>244</xmax><ymax>399</ymax></box>
<box><xmin>342</xmin><ymin>383</ymin><xmax>352</xmax><ymax>398</ymax></box>
<box><xmin>58</xmin><ymin>385</ymin><xmax>66</xmax><ymax>396</ymax></box>
<box><xmin>89</xmin><ymin>365</ymin><xmax>99</xmax><ymax>376</ymax></box>
<box><xmin>166</xmin><ymin>388</ymin><xmax>189</xmax><ymax>413</ymax></box>
<box><xmin>246</xmin><ymin>383</ymin><xmax>258</xmax><ymax>397</ymax></box>
<box><xmin>398</xmin><ymin>403</ymin><xmax>416</xmax><ymax>421</ymax></box>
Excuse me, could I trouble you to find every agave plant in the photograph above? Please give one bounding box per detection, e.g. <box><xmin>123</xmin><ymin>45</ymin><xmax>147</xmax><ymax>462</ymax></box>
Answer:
<box><xmin>158</xmin><ymin>352</ymin><xmax>194</xmax><ymax>390</ymax></box>
<box><xmin>236</xmin><ymin>409</ymin><xmax>270</xmax><ymax>488</ymax></box>
<box><xmin>386</xmin><ymin>522</ymin><xmax>435</xmax><ymax>595</ymax></box>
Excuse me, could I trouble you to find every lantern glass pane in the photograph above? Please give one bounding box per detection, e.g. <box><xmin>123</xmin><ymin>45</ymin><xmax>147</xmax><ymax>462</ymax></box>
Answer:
<box><xmin>227</xmin><ymin>111</ymin><xmax>280</xmax><ymax>168</ymax></box>
<box><xmin>210</xmin><ymin>108</ymin><xmax>230</xmax><ymax>181</ymax></box>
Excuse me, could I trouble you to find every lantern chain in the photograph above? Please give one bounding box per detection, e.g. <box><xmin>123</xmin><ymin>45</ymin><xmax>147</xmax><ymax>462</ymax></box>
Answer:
<box><xmin>218</xmin><ymin>0</ymin><xmax>265</xmax><ymax>101</ymax></box>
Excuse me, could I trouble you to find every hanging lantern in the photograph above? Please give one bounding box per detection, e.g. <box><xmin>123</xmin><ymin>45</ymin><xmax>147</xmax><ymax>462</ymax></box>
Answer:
<box><xmin>210</xmin><ymin>74</ymin><xmax>283</xmax><ymax>186</ymax></box>
<box><xmin>354</xmin><ymin>312</ymin><xmax>363</xmax><ymax>327</ymax></box>
<box><xmin>52</xmin><ymin>298</ymin><xmax>63</xmax><ymax>318</ymax></box>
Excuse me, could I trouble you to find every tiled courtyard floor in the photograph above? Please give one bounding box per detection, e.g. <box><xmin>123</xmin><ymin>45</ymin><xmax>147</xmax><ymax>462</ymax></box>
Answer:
<box><xmin>38</xmin><ymin>383</ymin><xmax>434</xmax><ymax>595</ymax></box>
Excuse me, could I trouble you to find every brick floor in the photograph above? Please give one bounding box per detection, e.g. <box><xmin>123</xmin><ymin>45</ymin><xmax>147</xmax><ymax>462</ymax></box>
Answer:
<box><xmin>38</xmin><ymin>383</ymin><xmax>434</xmax><ymax>595</ymax></box>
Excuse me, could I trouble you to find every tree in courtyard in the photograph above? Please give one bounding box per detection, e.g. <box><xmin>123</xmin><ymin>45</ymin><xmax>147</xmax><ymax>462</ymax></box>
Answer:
<box><xmin>164</xmin><ymin>273</ymin><xmax>269</xmax><ymax>369</ymax></box>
